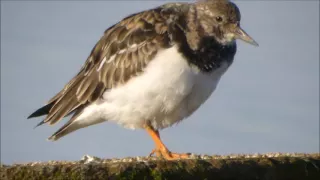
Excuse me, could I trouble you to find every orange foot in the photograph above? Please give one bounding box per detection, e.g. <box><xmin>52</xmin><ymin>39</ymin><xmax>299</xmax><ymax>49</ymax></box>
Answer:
<box><xmin>149</xmin><ymin>148</ymin><xmax>190</xmax><ymax>160</ymax></box>
<box><xmin>144</xmin><ymin>124</ymin><xmax>190</xmax><ymax>160</ymax></box>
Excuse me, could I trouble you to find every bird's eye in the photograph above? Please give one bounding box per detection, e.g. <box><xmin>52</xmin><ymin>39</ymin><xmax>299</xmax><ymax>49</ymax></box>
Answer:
<box><xmin>215</xmin><ymin>16</ymin><xmax>223</xmax><ymax>22</ymax></box>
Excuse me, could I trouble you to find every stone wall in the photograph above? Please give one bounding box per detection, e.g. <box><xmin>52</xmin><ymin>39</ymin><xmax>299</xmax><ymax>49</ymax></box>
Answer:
<box><xmin>1</xmin><ymin>153</ymin><xmax>319</xmax><ymax>180</ymax></box>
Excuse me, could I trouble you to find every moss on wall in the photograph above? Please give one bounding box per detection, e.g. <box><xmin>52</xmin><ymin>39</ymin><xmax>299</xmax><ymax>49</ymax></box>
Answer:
<box><xmin>1</xmin><ymin>153</ymin><xmax>319</xmax><ymax>180</ymax></box>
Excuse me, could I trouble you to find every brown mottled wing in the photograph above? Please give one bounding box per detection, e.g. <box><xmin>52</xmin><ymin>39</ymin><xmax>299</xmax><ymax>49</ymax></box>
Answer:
<box><xmin>28</xmin><ymin>8</ymin><xmax>174</xmax><ymax>126</ymax></box>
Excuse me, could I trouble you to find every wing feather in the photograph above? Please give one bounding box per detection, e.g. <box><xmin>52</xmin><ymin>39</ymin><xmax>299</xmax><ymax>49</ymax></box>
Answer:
<box><xmin>29</xmin><ymin>7</ymin><xmax>175</xmax><ymax>127</ymax></box>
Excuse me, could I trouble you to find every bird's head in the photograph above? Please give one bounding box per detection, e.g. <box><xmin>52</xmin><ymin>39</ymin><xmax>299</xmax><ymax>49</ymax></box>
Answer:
<box><xmin>191</xmin><ymin>0</ymin><xmax>258</xmax><ymax>46</ymax></box>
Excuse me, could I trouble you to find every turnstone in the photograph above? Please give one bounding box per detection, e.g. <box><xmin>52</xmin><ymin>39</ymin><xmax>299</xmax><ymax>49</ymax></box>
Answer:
<box><xmin>28</xmin><ymin>0</ymin><xmax>258</xmax><ymax>160</ymax></box>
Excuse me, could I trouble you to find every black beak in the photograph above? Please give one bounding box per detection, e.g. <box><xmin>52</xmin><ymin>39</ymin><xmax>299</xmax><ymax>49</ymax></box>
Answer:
<box><xmin>235</xmin><ymin>26</ymin><xmax>259</xmax><ymax>46</ymax></box>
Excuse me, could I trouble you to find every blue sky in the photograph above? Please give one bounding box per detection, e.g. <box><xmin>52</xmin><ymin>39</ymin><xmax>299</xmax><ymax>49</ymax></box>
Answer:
<box><xmin>1</xmin><ymin>1</ymin><xmax>319</xmax><ymax>164</ymax></box>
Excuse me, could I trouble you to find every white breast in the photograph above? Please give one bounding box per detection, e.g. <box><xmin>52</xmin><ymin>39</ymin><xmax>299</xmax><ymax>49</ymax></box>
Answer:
<box><xmin>75</xmin><ymin>45</ymin><xmax>230</xmax><ymax>130</ymax></box>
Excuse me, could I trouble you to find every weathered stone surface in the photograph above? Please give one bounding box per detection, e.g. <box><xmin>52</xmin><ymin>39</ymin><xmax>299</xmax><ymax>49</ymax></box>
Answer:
<box><xmin>1</xmin><ymin>153</ymin><xmax>319</xmax><ymax>180</ymax></box>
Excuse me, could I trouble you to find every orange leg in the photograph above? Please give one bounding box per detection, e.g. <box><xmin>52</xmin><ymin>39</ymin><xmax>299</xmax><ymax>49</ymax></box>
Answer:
<box><xmin>144</xmin><ymin>124</ymin><xmax>190</xmax><ymax>160</ymax></box>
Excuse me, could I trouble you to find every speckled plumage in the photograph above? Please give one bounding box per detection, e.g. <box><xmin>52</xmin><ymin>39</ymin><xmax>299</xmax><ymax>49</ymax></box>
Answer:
<box><xmin>29</xmin><ymin>0</ymin><xmax>257</xmax><ymax>141</ymax></box>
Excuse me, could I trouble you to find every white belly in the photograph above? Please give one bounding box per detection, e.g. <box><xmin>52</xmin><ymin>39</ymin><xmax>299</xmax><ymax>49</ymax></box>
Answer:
<box><xmin>75</xmin><ymin>46</ymin><xmax>230</xmax><ymax>130</ymax></box>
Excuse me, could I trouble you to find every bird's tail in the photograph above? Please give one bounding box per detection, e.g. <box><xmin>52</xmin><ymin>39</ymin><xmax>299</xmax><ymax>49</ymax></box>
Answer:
<box><xmin>48</xmin><ymin>108</ymin><xmax>105</xmax><ymax>141</ymax></box>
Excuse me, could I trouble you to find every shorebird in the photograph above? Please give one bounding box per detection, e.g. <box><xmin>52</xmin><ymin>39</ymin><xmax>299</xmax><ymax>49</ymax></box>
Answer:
<box><xmin>29</xmin><ymin>0</ymin><xmax>258</xmax><ymax>160</ymax></box>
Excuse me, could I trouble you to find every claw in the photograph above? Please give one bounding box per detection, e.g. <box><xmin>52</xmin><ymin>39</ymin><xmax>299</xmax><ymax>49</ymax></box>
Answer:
<box><xmin>149</xmin><ymin>148</ymin><xmax>190</xmax><ymax>160</ymax></box>
<box><xmin>144</xmin><ymin>124</ymin><xmax>190</xmax><ymax>160</ymax></box>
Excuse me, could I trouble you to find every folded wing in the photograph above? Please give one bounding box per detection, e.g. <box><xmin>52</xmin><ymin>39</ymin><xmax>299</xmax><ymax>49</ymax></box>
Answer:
<box><xmin>28</xmin><ymin>8</ymin><xmax>174</xmax><ymax>127</ymax></box>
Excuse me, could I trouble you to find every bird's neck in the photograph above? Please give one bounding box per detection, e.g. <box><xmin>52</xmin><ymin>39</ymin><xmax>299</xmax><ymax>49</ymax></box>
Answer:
<box><xmin>180</xmin><ymin>35</ymin><xmax>237</xmax><ymax>72</ymax></box>
<box><xmin>169</xmin><ymin>6</ymin><xmax>236</xmax><ymax>73</ymax></box>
